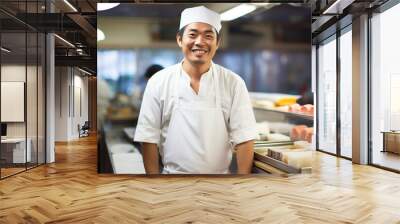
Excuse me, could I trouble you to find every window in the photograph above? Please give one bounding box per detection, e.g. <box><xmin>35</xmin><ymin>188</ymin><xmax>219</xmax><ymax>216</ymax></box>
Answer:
<box><xmin>0</xmin><ymin>2</ymin><xmax>46</xmax><ymax>179</ymax></box>
<box><xmin>317</xmin><ymin>36</ymin><xmax>337</xmax><ymax>154</ymax></box>
<box><xmin>370</xmin><ymin>2</ymin><xmax>400</xmax><ymax>171</ymax></box>
<box><xmin>339</xmin><ymin>28</ymin><xmax>352</xmax><ymax>158</ymax></box>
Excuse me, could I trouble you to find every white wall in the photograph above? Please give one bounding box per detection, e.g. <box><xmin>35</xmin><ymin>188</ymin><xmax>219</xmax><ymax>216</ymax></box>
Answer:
<box><xmin>1</xmin><ymin>65</ymin><xmax>27</xmax><ymax>137</ymax></box>
<box><xmin>71</xmin><ymin>73</ymin><xmax>89</xmax><ymax>138</ymax></box>
<box><xmin>98</xmin><ymin>17</ymin><xmax>154</xmax><ymax>48</ymax></box>
<box><xmin>1</xmin><ymin>65</ymin><xmax>26</xmax><ymax>81</ymax></box>
<box><xmin>97</xmin><ymin>17</ymin><xmax>229</xmax><ymax>49</ymax></box>
<box><xmin>55</xmin><ymin>67</ymin><xmax>69</xmax><ymax>141</ymax></box>
<box><xmin>54</xmin><ymin>67</ymin><xmax>89</xmax><ymax>141</ymax></box>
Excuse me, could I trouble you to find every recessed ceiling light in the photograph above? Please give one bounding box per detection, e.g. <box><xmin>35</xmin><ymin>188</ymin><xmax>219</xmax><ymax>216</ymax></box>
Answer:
<box><xmin>78</xmin><ymin>67</ymin><xmax>92</xmax><ymax>76</ymax></box>
<box><xmin>63</xmin><ymin>0</ymin><xmax>78</xmax><ymax>12</ymax></box>
<box><xmin>97</xmin><ymin>3</ymin><xmax>120</xmax><ymax>11</ymax></box>
<box><xmin>322</xmin><ymin>0</ymin><xmax>354</xmax><ymax>14</ymax></box>
<box><xmin>221</xmin><ymin>4</ymin><xmax>257</xmax><ymax>21</ymax></box>
<box><xmin>1</xmin><ymin>47</ymin><xmax>11</xmax><ymax>53</ymax></box>
<box><xmin>54</xmin><ymin>34</ymin><xmax>75</xmax><ymax>48</ymax></box>
<box><xmin>97</xmin><ymin>29</ymin><xmax>105</xmax><ymax>41</ymax></box>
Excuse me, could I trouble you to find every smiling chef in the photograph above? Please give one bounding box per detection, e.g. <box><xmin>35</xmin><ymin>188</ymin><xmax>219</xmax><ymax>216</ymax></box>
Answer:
<box><xmin>134</xmin><ymin>5</ymin><xmax>257</xmax><ymax>174</ymax></box>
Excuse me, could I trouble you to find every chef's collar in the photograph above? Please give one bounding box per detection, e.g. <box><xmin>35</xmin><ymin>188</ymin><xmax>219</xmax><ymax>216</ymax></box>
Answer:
<box><xmin>179</xmin><ymin>61</ymin><xmax>213</xmax><ymax>82</ymax></box>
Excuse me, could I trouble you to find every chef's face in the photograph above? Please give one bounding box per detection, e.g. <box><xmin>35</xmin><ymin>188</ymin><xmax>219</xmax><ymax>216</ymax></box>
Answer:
<box><xmin>177</xmin><ymin>22</ymin><xmax>219</xmax><ymax>66</ymax></box>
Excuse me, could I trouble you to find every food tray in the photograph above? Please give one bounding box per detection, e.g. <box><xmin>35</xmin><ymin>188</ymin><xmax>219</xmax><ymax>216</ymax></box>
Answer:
<box><xmin>254</xmin><ymin>151</ymin><xmax>301</xmax><ymax>174</ymax></box>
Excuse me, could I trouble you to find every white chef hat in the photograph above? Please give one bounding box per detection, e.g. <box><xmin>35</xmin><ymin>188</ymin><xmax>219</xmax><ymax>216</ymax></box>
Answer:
<box><xmin>179</xmin><ymin>6</ymin><xmax>221</xmax><ymax>33</ymax></box>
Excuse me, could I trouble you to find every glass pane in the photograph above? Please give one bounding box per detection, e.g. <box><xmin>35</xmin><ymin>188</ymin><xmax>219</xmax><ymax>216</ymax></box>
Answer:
<box><xmin>38</xmin><ymin>33</ymin><xmax>45</xmax><ymax>165</ymax></box>
<box><xmin>27</xmin><ymin>31</ymin><xmax>38</xmax><ymax>169</ymax></box>
<box><xmin>26</xmin><ymin>0</ymin><xmax>39</xmax><ymax>169</ymax></box>
<box><xmin>1</xmin><ymin>30</ymin><xmax>27</xmax><ymax>177</ymax></box>
<box><xmin>371</xmin><ymin>4</ymin><xmax>400</xmax><ymax>171</ymax></box>
<box><xmin>340</xmin><ymin>29</ymin><xmax>352</xmax><ymax>158</ymax></box>
<box><xmin>317</xmin><ymin>37</ymin><xmax>337</xmax><ymax>154</ymax></box>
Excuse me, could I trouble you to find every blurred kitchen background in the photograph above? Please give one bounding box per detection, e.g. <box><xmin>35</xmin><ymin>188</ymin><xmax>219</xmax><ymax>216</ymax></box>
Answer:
<box><xmin>97</xmin><ymin>3</ymin><xmax>312</xmax><ymax>174</ymax></box>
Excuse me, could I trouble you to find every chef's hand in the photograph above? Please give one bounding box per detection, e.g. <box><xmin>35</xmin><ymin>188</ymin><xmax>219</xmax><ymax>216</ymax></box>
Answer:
<box><xmin>142</xmin><ymin>143</ymin><xmax>160</xmax><ymax>174</ymax></box>
<box><xmin>235</xmin><ymin>140</ymin><xmax>254</xmax><ymax>174</ymax></box>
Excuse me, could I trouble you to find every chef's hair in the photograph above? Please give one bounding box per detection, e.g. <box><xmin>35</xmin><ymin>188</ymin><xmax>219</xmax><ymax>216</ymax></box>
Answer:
<box><xmin>177</xmin><ymin>25</ymin><xmax>221</xmax><ymax>43</ymax></box>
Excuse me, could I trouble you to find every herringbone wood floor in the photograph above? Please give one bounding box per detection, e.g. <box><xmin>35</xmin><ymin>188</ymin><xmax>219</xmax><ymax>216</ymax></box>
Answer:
<box><xmin>1</xmin><ymin>135</ymin><xmax>400</xmax><ymax>223</ymax></box>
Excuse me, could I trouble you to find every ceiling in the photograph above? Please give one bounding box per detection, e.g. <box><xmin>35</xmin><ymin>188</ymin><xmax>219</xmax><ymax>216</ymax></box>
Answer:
<box><xmin>0</xmin><ymin>0</ymin><xmax>392</xmax><ymax>75</ymax></box>
<box><xmin>97</xmin><ymin>3</ymin><xmax>311</xmax><ymax>49</ymax></box>
<box><xmin>0</xmin><ymin>0</ymin><xmax>97</xmax><ymax>74</ymax></box>
<box><xmin>98</xmin><ymin>3</ymin><xmax>310</xmax><ymax>23</ymax></box>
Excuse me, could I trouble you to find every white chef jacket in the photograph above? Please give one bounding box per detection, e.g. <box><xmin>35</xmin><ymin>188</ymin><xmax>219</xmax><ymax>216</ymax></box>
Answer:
<box><xmin>134</xmin><ymin>62</ymin><xmax>257</xmax><ymax>158</ymax></box>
